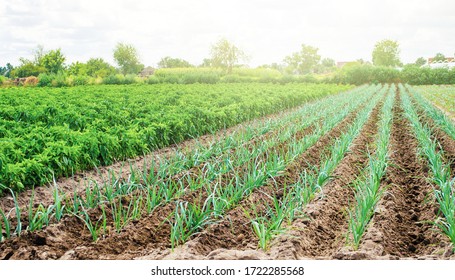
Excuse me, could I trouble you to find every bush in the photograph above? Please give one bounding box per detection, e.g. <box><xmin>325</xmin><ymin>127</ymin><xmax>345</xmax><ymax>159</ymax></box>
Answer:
<box><xmin>51</xmin><ymin>73</ymin><xmax>67</xmax><ymax>87</ymax></box>
<box><xmin>154</xmin><ymin>68</ymin><xmax>221</xmax><ymax>84</ymax></box>
<box><xmin>103</xmin><ymin>74</ymin><xmax>123</xmax><ymax>85</ymax></box>
<box><xmin>146</xmin><ymin>75</ymin><xmax>160</xmax><ymax>84</ymax></box>
<box><xmin>24</xmin><ymin>76</ymin><xmax>39</xmax><ymax>87</ymax></box>
<box><xmin>222</xmin><ymin>74</ymin><xmax>242</xmax><ymax>83</ymax></box>
<box><xmin>37</xmin><ymin>73</ymin><xmax>53</xmax><ymax>86</ymax></box>
<box><xmin>0</xmin><ymin>75</ymin><xmax>5</xmax><ymax>85</ymax></box>
<box><xmin>232</xmin><ymin>68</ymin><xmax>282</xmax><ymax>82</ymax></box>
<box><xmin>124</xmin><ymin>74</ymin><xmax>137</xmax><ymax>84</ymax></box>
<box><xmin>10</xmin><ymin>63</ymin><xmax>46</xmax><ymax>78</ymax></box>
<box><xmin>73</xmin><ymin>75</ymin><xmax>90</xmax><ymax>86</ymax></box>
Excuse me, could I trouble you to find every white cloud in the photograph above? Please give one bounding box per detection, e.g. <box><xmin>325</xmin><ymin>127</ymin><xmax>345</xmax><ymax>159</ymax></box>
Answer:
<box><xmin>1</xmin><ymin>0</ymin><xmax>454</xmax><ymax>67</ymax></box>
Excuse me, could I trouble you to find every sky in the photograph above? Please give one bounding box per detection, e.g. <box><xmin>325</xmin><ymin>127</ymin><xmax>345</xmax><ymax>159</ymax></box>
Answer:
<box><xmin>1</xmin><ymin>0</ymin><xmax>454</xmax><ymax>68</ymax></box>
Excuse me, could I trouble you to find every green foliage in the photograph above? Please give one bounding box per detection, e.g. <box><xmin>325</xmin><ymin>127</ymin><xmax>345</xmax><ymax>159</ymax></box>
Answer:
<box><xmin>40</xmin><ymin>49</ymin><xmax>66</xmax><ymax>74</ymax></box>
<box><xmin>372</xmin><ymin>39</ymin><xmax>401</xmax><ymax>67</ymax></box>
<box><xmin>329</xmin><ymin>63</ymin><xmax>455</xmax><ymax>85</ymax></box>
<box><xmin>68</xmin><ymin>58</ymin><xmax>117</xmax><ymax>78</ymax></box>
<box><xmin>158</xmin><ymin>56</ymin><xmax>193</xmax><ymax>68</ymax></box>
<box><xmin>0</xmin><ymin>63</ymin><xmax>14</xmax><ymax>78</ymax></box>
<box><xmin>86</xmin><ymin>58</ymin><xmax>117</xmax><ymax>77</ymax></box>
<box><xmin>415</xmin><ymin>57</ymin><xmax>427</xmax><ymax>67</ymax></box>
<box><xmin>284</xmin><ymin>44</ymin><xmax>321</xmax><ymax>74</ymax></box>
<box><xmin>400</xmin><ymin>85</ymin><xmax>455</xmax><ymax>246</ymax></box>
<box><xmin>103</xmin><ymin>74</ymin><xmax>136</xmax><ymax>85</ymax></box>
<box><xmin>113</xmin><ymin>42</ymin><xmax>144</xmax><ymax>74</ymax></box>
<box><xmin>401</xmin><ymin>66</ymin><xmax>455</xmax><ymax>85</ymax></box>
<box><xmin>154</xmin><ymin>68</ymin><xmax>221</xmax><ymax>84</ymax></box>
<box><xmin>0</xmin><ymin>83</ymin><xmax>348</xmax><ymax>191</ymax></box>
<box><xmin>210</xmin><ymin>38</ymin><xmax>246</xmax><ymax>73</ymax></box>
<box><xmin>416</xmin><ymin>85</ymin><xmax>455</xmax><ymax>119</ymax></box>
<box><xmin>0</xmin><ymin>75</ymin><xmax>6</xmax><ymax>85</ymax></box>
<box><xmin>314</xmin><ymin>58</ymin><xmax>336</xmax><ymax>74</ymax></box>
<box><xmin>433</xmin><ymin>53</ymin><xmax>446</xmax><ymax>62</ymax></box>
<box><xmin>348</xmin><ymin>86</ymin><xmax>395</xmax><ymax>247</ymax></box>
<box><xmin>10</xmin><ymin>62</ymin><xmax>46</xmax><ymax>78</ymax></box>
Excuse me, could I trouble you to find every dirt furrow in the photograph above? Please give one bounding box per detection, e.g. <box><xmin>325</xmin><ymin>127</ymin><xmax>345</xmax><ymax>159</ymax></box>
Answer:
<box><xmin>0</xmin><ymin>117</ymin><xmax>315</xmax><ymax>260</ymax></box>
<box><xmin>334</xmin><ymin>88</ymin><xmax>449</xmax><ymax>260</ymax></box>
<box><xmin>408</xmin><ymin>93</ymin><xmax>455</xmax><ymax>175</ymax></box>
<box><xmin>154</xmin><ymin>100</ymin><xmax>369</xmax><ymax>260</ymax></box>
<box><xmin>60</xmin><ymin>124</ymin><xmax>315</xmax><ymax>259</ymax></box>
<box><xmin>265</xmin><ymin>96</ymin><xmax>383</xmax><ymax>260</ymax></box>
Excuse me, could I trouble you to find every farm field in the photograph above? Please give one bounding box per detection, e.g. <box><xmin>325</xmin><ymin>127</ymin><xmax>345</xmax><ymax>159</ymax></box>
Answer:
<box><xmin>0</xmin><ymin>83</ymin><xmax>349</xmax><ymax>192</ymax></box>
<box><xmin>0</xmin><ymin>83</ymin><xmax>454</xmax><ymax>260</ymax></box>
<box><xmin>416</xmin><ymin>85</ymin><xmax>455</xmax><ymax>120</ymax></box>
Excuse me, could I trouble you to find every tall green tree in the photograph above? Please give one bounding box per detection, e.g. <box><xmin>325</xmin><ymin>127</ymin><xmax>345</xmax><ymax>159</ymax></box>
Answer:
<box><xmin>113</xmin><ymin>42</ymin><xmax>144</xmax><ymax>74</ymax></box>
<box><xmin>158</xmin><ymin>56</ymin><xmax>193</xmax><ymax>68</ymax></box>
<box><xmin>0</xmin><ymin>63</ymin><xmax>14</xmax><ymax>78</ymax></box>
<box><xmin>433</xmin><ymin>53</ymin><xmax>446</xmax><ymax>62</ymax></box>
<box><xmin>86</xmin><ymin>58</ymin><xmax>117</xmax><ymax>77</ymax></box>
<box><xmin>284</xmin><ymin>44</ymin><xmax>321</xmax><ymax>74</ymax></box>
<box><xmin>68</xmin><ymin>58</ymin><xmax>116</xmax><ymax>77</ymax></box>
<box><xmin>41</xmin><ymin>49</ymin><xmax>66</xmax><ymax>73</ymax></box>
<box><xmin>10</xmin><ymin>62</ymin><xmax>46</xmax><ymax>78</ymax></box>
<box><xmin>372</xmin><ymin>39</ymin><xmax>401</xmax><ymax>67</ymax></box>
<box><xmin>199</xmin><ymin>58</ymin><xmax>213</xmax><ymax>67</ymax></box>
<box><xmin>414</xmin><ymin>57</ymin><xmax>427</xmax><ymax>66</ymax></box>
<box><xmin>210</xmin><ymin>38</ymin><xmax>246</xmax><ymax>73</ymax></box>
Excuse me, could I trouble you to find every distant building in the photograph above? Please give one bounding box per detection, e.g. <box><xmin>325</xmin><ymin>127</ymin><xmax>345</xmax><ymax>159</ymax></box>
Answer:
<box><xmin>428</xmin><ymin>57</ymin><xmax>454</xmax><ymax>64</ymax></box>
<box><xmin>425</xmin><ymin>57</ymin><xmax>455</xmax><ymax>69</ymax></box>
<box><xmin>138</xmin><ymin>66</ymin><xmax>155</xmax><ymax>77</ymax></box>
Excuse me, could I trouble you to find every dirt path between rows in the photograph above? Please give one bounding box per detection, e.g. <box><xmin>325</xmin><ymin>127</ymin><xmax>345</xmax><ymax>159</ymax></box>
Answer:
<box><xmin>264</xmin><ymin>94</ymin><xmax>383</xmax><ymax>260</ymax></box>
<box><xmin>0</xmin><ymin>112</ymin><xmax>318</xmax><ymax>260</ymax></box>
<box><xmin>334</xmin><ymin>88</ymin><xmax>451</xmax><ymax>260</ymax></box>
<box><xmin>154</xmin><ymin>94</ymin><xmax>380</xmax><ymax>260</ymax></box>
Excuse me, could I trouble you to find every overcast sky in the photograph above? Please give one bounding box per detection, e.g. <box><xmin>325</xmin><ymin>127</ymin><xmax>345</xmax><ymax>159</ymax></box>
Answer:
<box><xmin>1</xmin><ymin>0</ymin><xmax>454</xmax><ymax>67</ymax></box>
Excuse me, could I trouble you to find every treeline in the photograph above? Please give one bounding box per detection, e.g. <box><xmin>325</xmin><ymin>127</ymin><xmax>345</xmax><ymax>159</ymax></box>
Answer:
<box><xmin>1</xmin><ymin>39</ymin><xmax>455</xmax><ymax>87</ymax></box>
<box><xmin>328</xmin><ymin>63</ymin><xmax>455</xmax><ymax>85</ymax></box>
<box><xmin>2</xmin><ymin>65</ymin><xmax>455</xmax><ymax>87</ymax></box>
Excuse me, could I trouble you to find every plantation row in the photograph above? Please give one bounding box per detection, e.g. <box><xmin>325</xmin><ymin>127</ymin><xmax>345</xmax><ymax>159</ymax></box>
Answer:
<box><xmin>0</xmin><ymin>84</ymin><xmax>375</xmax><ymax>253</ymax></box>
<box><xmin>0</xmin><ymin>83</ymin><xmax>454</xmax><ymax>260</ymax></box>
<box><xmin>0</xmin><ymin>83</ymin><xmax>351</xmax><ymax>192</ymax></box>
<box><xmin>416</xmin><ymin>85</ymin><xmax>455</xmax><ymax>121</ymax></box>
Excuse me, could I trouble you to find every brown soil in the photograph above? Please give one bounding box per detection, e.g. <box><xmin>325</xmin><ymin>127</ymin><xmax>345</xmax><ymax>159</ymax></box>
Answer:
<box><xmin>264</xmin><ymin>94</ymin><xmax>383</xmax><ymax>260</ymax></box>
<box><xmin>409</xmin><ymin>95</ymin><xmax>455</xmax><ymax>175</ymax></box>
<box><xmin>426</xmin><ymin>121</ymin><xmax>455</xmax><ymax>177</ymax></box>
<box><xmin>3</xmin><ymin>86</ymin><xmax>453</xmax><ymax>261</ymax></box>
<box><xmin>0</xmin><ymin>115</ymin><xmax>315</xmax><ymax>260</ymax></box>
<box><xmin>333</xmin><ymin>88</ymin><xmax>451</xmax><ymax>260</ymax></box>
<box><xmin>154</xmin><ymin>98</ymin><xmax>368</xmax><ymax>260</ymax></box>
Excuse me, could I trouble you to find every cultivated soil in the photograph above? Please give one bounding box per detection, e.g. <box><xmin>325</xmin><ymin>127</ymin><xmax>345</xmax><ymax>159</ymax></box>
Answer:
<box><xmin>1</xmin><ymin>86</ymin><xmax>454</xmax><ymax>260</ymax></box>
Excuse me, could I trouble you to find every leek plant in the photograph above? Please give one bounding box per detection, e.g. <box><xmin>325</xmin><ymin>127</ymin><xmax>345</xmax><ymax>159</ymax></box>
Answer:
<box><xmin>10</xmin><ymin>189</ymin><xmax>22</xmax><ymax>237</ymax></box>
<box><xmin>348</xmin><ymin>85</ymin><xmax>395</xmax><ymax>248</ymax></box>
<box><xmin>0</xmin><ymin>208</ymin><xmax>11</xmax><ymax>241</ymax></box>
<box><xmin>169</xmin><ymin>201</ymin><xmax>212</xmax><ymax>249</ymax></box>
<box><xmin>400</xmin><ymin>85</ymin><xmax>455</xmax><ymax>247</ymax></box>
<box><xmin>249</xmin><ymin>85</ymin><xmax>386</xmax><ymax>249</ymax></box>
<box><xmin>406</xmin><ymin>84</ymin><xmax>455</xmax><ymax>139</ymax></box>
<box><xmin>0</xmin><ymin>85</ymin><xmax>378</xmax><ymax>242</ymax></box>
